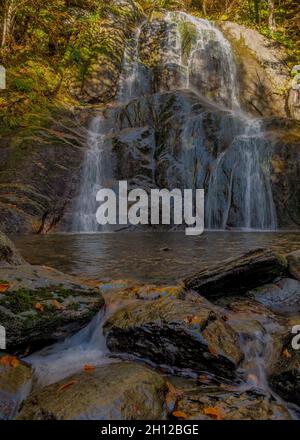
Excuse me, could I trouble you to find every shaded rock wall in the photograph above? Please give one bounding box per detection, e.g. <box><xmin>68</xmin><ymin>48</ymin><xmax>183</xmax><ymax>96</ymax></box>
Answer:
<box><xmin>220</xmin><ymin>21</ymin><xmax>299</xmax><ymax>120</ymax></box>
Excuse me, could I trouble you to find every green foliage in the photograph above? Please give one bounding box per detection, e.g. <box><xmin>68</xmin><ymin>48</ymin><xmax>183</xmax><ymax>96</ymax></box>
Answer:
<box><xmin>11</xmin><ymin>77</ymin><xmax>34</xmax><ymax>93</ymax></box>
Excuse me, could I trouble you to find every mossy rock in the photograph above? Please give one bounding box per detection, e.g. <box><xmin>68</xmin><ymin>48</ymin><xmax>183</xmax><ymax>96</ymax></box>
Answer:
<box><xmin>0</xmin><ymin>265</ymin><xmax>104</xmax><ymax>350</ymax></box>
<box><xmin>17</xmin><ymin>362</ymin><xmax>167</xmax><ymax>420</ymax></box>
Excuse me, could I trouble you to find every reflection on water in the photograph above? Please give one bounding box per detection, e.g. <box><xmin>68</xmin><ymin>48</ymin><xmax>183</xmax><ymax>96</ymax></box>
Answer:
<box><xmin>12</xmin><ymin>232</ymin><xmax>300</xmax><ymax>284</ymax></box>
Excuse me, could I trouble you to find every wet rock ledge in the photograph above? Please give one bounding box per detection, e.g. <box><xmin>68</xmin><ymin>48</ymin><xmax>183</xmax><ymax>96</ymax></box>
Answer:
<box><xmin>0</xmin><ymin>231</ymin><xmax>104</xmax><ymax>351</ymax></box>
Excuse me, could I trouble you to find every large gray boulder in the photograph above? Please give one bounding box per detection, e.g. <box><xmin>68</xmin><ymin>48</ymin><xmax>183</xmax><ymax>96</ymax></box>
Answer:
<box><xmin>17</xmin><ymin>362</ymin><xmax>167</xmax><ymax>420</ymax></box>
<box><xmin>104</xmin><ymin>296</ymin><xmax>243</xmax><ymax>379</ymax></box>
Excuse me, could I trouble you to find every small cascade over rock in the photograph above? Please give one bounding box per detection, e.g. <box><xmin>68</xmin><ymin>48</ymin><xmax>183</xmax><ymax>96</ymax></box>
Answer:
<box><xmin>71</xmin><ymin>11</ymin><xmax>278</xmax><ymax>232</ymax></box>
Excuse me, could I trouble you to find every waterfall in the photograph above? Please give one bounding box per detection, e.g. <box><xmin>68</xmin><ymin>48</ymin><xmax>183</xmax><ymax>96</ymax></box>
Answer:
<box><xmin>71</xmin><ymin>11</ymin><xmax>277</xmax><ymax>232</ymax></box>
<box><xmin>165</xmin><ymin>11</ymin><xmax>239</xmax><ymax>109</ymax></box>
<box><xmin>72</xmin><ymin>117</ymin><xmax>110</xmax><ymax>232</ymax></box>
<box><xmin>164</xmin><ymin>12</ymin><xmax>276</xmax><ymax>230</ymax></box>
<box><xmin>117</xmin><ymin>24</ymin><xmax>144</xmax><ymax>102</ymax></box>
<box><xmin>206</xmin><ymin>119</ymin><xmax>277</xmax><ymax>230</ymax></box>
<box><xmin>72</xmin><ymin>25</ymin><xmax>145</xmax><ymax>233</ymax></box>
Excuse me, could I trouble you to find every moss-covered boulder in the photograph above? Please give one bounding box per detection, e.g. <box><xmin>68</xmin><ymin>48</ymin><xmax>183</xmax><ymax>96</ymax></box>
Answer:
<box><xmin>0</xmin><ymin>354</ymin><xmax>32</xmax><ymax>420</ymax></box>
<box><xmin>17</xmin><ymin>362</ymin><xmax>167</xmax><ymax>420</ymax></box>
<box><xmin>0</xmin><ymin>265</ymin><xmax>104</xmax><ymax>350</ymax></box>
<box><xmin>104</xmin><ymin>296</ymin><xmax>243</xmax><ymax>379</ymax></box>
<box><xmin>0</xmin><ymin>231</ymin><xmax>26</xmax><ymax>266</ymax></box>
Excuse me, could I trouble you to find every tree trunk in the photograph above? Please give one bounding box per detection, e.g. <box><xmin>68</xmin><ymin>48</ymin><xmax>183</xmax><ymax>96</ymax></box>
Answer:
<box><xmin>1</xmin><ymin>2</ymin><xmax>16</xmax><ymax>48</ymax></box>
<box><xmin>268</xmin><ymin>0</ymin><xmax>276</xmax><ymax>32</ymax></box>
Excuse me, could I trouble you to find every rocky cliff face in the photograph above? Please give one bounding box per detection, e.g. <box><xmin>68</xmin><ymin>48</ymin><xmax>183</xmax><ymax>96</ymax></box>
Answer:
<box><xmin>0</xmin><ymin>109</ymin><xmax>87</xmax><ymax>234</ymax></box>
<box><xmin>0</xmin><ymin>5</ymin><xmax>299</xmax><ymax>234</ymax></box>
<box><xmin>219</xmin><ymin>21</ymin><xmax>296</xmax><ymax>119</ymax></box>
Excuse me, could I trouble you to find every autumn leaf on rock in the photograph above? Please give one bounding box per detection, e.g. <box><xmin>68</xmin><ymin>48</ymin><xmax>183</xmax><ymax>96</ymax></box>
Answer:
<box><xmin>282</xmin><ymin>349</ymin><xmax>292</xmax><ymax>359</ymax></box>
<box><xmin>35</xmin><ymin>303</ymin><xmax>44</xmax><ymax>312</ymax></box>
<box><xmin>52</xmin><ymin>299</ymin><xmax>64</xmax><ymax>310</ymax></box>
<box><xmin>0</xmin><ymin>355</ymin><xmax>20</xmax><ymax>368</ymax></box>
<box><xmin>172</xmin><ymin>410</ymin><xmax>187</xmax><ymax>420</ymax></box>
<box><xmin>0</xmin><ymin>283</ymin><xmax>10</xmax><ymax>293</ymax></box>
<box><xmin>58</xmin><ymin>380</ymin><xmax>77</xmax><ymax>391</ymax></box>
<box><xmin>203</xmin><ymin>406</ymin><xmax>223</xmax><ymax>420</ymax></box>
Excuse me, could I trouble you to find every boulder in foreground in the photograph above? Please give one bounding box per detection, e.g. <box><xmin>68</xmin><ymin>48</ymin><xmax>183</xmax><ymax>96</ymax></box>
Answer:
<box><xmin>184</xmin><ymin>248</ymin><xmax>287</xmax><ymax>298</ymax></box>
<box><xmin>104</xmin><ymin>297</ymin><xmax>243</xmax><ymax>379</ymax></box>
<box><xmin>17</xmin><ymin>362</ymin><xmax>167</xmax><ymax>420</ymax></box>
<box><xmin>0</xmin><ymin>265</ymin><xmax>104</xmax><ymax>350</ymax></box>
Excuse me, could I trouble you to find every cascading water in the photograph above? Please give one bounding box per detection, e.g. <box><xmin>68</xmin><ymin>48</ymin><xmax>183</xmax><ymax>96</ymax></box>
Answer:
<box><xmin>72</xmin><ymin>11</ymin><xmax>277</xmax><ymax>232</ymax></box>
<box><xmin>117</xmin><ymin>25</ymin><xmax>144</xmax><ymax>103</ymax></box>
<box><xmin>72</xmin><ymin>116</ymin><xmax>112</xmax><ymax>232</ymax></box>
<box><xmin>27</xmin><ymin>312</ymin><xmax>109</xmax><ymax>388</ymax></box>
<box><xmin>165</xmin><ymin>11</ymin><xmax>240</xmax><ymax>109</ymax></box>
<box><xmin>164</xmin><ymin>12</ymin><xmax>277</xmax><ymax>230</ymax></box>
<box><xmin>72</xmin><ymin>24</ymin><xmax>145</xmax><ymax>232</ymax></box>
<box><xmin>206</xmin><ymin>119</ymin><xmax>277</xmax><ymax>230</ymax></box>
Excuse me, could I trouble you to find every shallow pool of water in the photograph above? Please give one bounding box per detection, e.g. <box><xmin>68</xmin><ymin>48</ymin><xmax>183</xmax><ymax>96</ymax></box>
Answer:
<box><xmin>12</xmin><ymin>231</ymin><xmax>300</xmax><ymax>284</ymax></box>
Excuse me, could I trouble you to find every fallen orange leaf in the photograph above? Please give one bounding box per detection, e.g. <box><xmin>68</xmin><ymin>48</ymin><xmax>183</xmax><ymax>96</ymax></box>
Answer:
<box><xmin>58</xmin><ymin>380</ymin><xmax>77</xmax><ymax>391</ymax></box>
<box><xmin>10</xmin><ymin>357</ymin><xmax>20</xmax><ymax>368</ymax></box>
<box><xmin>172</xmin><ymin>410</ymin><xmax>187</xmax><ymax>419</ymax></box>
<box><xmin>282</xmin><ymin>349</ymin><xmax>292</xmax><ymax>359</ymax></box>
<box><xmin>0</xmin><ymin>355</ymin><xmax>20</xmax><ymax>368</ymax></box>
<box><xmin>52</xmin><ymin>299</ymin><xmax>64</xmax><ymax>310</ymax></box>
<box><xmin>203</xmin><ymin>406</ymin><xmax>223</xmax><ymax>420</ymax></box>
<box><xmin>0</xmin><ymin>283</ymin><xmax>10</xmax><ymax>293</ymax></box>
<box><xmin>35</xmin><ymin>303</ymin><xmax>44</xmax><ymax>313</ymax></box>
<box><xmin>84</xmin><ymin>364</ymin><xmax>96</xmax><ymax>373</ymax></box>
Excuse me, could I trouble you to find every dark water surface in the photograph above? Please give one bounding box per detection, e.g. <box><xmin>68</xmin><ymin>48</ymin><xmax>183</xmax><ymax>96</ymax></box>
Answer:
<box><xmin>11</xmin><ymin>232</ymin><xmax>300</xmax><ymax>284</ymax></box>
